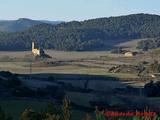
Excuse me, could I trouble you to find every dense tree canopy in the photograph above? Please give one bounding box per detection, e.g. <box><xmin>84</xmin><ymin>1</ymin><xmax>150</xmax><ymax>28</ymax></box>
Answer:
<box><xmin>1</xmin><ymin>13</ymin><xmax>160</xmax><ymax>51</ymax></box>
<box><xmin>137</xmin><ymin>37</ymin><xmax>160</xmax><ymax>50</ymax></box>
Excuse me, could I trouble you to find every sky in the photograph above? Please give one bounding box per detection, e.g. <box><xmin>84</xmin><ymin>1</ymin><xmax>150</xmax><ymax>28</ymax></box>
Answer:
<box><xmin>0</xmin><ymin>0</ymin><xmax>160</xmax><ymax>21</ymax></box>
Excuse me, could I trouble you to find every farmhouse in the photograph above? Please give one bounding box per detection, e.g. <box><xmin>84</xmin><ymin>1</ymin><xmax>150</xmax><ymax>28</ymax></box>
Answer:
<box><xmin>124</xmin><ymin>52</ymin><xmax>135</xmax><ymax>57</ymax></box>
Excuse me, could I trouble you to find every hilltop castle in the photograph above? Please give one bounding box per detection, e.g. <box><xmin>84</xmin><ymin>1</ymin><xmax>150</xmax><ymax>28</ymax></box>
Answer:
<box><xmin>32</xmin><ymin>42</ymin><xmax>44</xmax><ymax>56</ymax></box>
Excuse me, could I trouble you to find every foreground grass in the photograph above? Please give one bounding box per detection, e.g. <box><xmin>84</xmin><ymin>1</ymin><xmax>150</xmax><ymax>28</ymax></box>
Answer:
<box><xmin>0</xmin><ymin>99</ymin><xmax>160</xmax><ymax>120</ymax></box>
<box><xmin>0</xmin><ymin>100</ymin><xmax>47</xmax><ymax>120</ymax></box>
<box><xmin>0</xmin><ymin>100</ymin><xmax>89</xmax><ymax>120</ymax></box>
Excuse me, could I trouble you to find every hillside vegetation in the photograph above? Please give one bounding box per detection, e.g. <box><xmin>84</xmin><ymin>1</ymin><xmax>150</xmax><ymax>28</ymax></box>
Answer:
<box><xmin>0</xmin><ymin>18</ymin><xmax>63</xmax><ymax>32</ymax></box>
<box><xmin>137</xmin><ymin>37</ymin><xmax>160</xmax><ymax>50</ymax></box>
<box><xmin>0</xmin><ymin>18</ymin><xmax>43</xmax><ymax>32</ymax></box>
<box><xmin>1</xmin><ymin>13</ymin><xmax>160</xmax><ymax>51</ymax></box>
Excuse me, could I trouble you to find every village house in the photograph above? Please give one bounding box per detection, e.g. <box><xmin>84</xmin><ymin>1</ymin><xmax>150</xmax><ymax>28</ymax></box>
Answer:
<box><xmin>124</xmin><ymin>51</ymin><xmax>136</xmax><ymax>57</ymax></box>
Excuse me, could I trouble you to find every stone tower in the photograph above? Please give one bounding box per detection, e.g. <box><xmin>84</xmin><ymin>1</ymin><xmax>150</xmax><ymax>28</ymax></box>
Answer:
<box><xmin>32</xmin><ymin>42</ymin><xmax>35</xmax><ymax>51</ymax></box>
<box><xmin>32</xmin><ymin>42</ymin><xmax>40</xmax><ymax>56</ymax></box>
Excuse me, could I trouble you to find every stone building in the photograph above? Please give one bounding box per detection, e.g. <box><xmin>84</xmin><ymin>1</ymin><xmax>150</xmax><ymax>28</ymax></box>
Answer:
<box><xmin>32</xmin><ymin>42</ymin><xmax>44</xmax><ymax>56</ymax></box>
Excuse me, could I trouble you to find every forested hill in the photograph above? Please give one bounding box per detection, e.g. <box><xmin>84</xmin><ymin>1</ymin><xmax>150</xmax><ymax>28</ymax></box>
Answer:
<box><xmin>1</xmin><ymin>13</ymin><xmax>160</xmax><ymax>51</ymax></box>
<box><xmin>0</xmin><ymin>18</ymin><xmax>63</xmax><ymax>32</ymax></box>
<box><xmin>0</xmin><ymin>18</ymin><xmax>43</xmax><ymax>32</ymax></box>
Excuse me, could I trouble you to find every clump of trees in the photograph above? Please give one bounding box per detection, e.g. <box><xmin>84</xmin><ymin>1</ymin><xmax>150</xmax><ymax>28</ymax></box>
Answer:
<box><xmin>137</xmin><ymin>37</ymin><xmax>160</xmax><ymax>51</ymax></box>
<box><xmin>0</xmin><ymin>71</ymin><xmax>22</xmax><ymax>89</ymax></box>
<box><xmin>144</xmin><ymin>81</ymin><xmax>160</xmax><ymax>97</ymax></box>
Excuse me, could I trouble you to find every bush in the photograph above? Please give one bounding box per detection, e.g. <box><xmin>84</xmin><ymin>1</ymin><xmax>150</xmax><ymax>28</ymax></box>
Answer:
<box><xmin>144</xmin><ymin>81</ymin><xmax>160</xmax><ymax>97</ymax></box>
<box><xmin>13</xmin><ymin>87</ymin><xmax>35</xmax><ymax>97</ymax></box>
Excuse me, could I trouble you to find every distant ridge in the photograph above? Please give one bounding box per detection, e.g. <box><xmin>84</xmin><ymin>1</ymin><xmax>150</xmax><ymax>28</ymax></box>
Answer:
<box><xmin>0</xmin><ymin>18</ymin><xmax>63</xmax><ymax>32</ymax></box>
<box><xmin>39</xmin><ymin>20</ymin><xmax>64</xmax><ymax>25</ymax></box>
